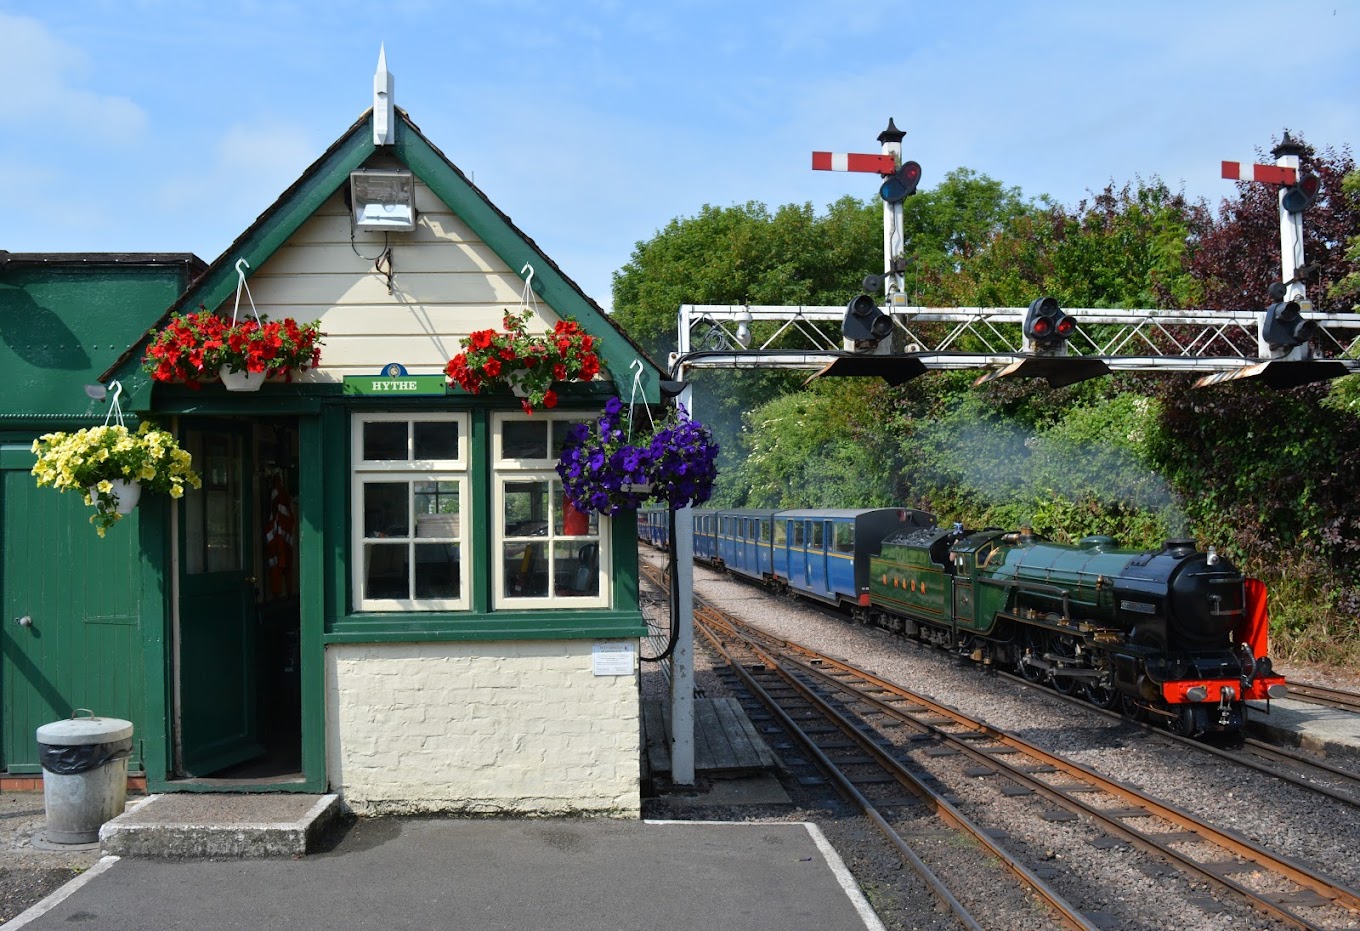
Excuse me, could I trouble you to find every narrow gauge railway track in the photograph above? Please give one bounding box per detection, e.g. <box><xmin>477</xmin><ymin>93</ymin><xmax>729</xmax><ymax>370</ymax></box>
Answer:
<box><xmin>1285</xmin><ymin>682</ymin><xmax>1360</xmax><ymax>714</ymax></box>
<box><xmin>693</xmin><ymin>603</ymin><xmax>1097</xmax><ymax>931</ymax></box>
<box><xmin>993</xmin><ymin>670</ymin><xmax>1360</xmax><ymax>810</ymax></box>
<box><xmin>690</xmin><ymin>597</ymin><xmax>1360</xmax><ymax>931</ymax></box>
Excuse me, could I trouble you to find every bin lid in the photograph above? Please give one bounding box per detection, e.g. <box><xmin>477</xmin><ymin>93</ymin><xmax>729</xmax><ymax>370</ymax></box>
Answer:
<box><xmin>37</xmin><ymin>712</ymin><xmax>133</xmax><ymax>746</ymax></box>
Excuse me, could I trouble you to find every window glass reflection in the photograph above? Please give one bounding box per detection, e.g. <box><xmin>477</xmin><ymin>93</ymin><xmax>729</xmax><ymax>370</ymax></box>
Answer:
<box><xmin>503</xmin><ymin>542</ymin><xmax>548</xmax><ymax>598</ymax></box>
<box><xmin>364</xmin><ymin>543</ymin><xmax>408</xmax><ymax>600</ymax></box>
<box><xmin>503</xmin><ymin>480</ymin><xmax>548</xmax><ymax>537</ymax></box>
<box><xmin>414</xmin><ymin>543</ymin><xmax>460</xmax><ymax>598</ymax></box>
<box><xmin>364</xmin><ymin>482</ymin><xmax>409</xmax><ymax>537</ymax></box>
<box><xmin>363</xmin><ymin>421</ymin><xmax>407</xmax><ymax>461</ymax></box>
<box><xmin>414</xmin><ymin>421</ymin><xmax>458</xmax><ymax>461</ymax></box>
<box><xmin>502</xmin><ymin>421</ymin><xmax>548</xmax><ymax>460</ymax></box>
<box><xmin>554</xmin><ymin>541</ymin><xmax>599</xmax><ymax>597</ymax></box>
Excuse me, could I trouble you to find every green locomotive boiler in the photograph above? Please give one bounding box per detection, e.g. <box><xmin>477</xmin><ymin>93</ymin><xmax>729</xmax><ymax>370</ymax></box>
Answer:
<box><xmin>866</xmin><ymin>524</ymin><xmax>1287</xmax><ymax>736</ymax></box>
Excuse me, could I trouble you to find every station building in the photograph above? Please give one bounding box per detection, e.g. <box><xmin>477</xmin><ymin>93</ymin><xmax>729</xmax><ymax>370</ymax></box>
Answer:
<box><xmin>0</xmin><ymin>88</ymin><xmax>665</xmax><ymax>816</ymax></box>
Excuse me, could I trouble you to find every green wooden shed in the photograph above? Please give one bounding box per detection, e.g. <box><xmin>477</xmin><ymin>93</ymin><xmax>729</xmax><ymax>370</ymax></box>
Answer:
<box><xmin>0</xmin><ymin>252</ymin><xmax>204</xmax><ymax>777</ymax></box>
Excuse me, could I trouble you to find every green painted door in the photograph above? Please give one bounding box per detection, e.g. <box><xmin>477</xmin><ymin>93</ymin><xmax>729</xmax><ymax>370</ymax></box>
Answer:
<box><xmin>176</xmin><ymin>425</ymin><xmax>261</xmax><ymax>776</ymax></box>
<box><xmin>0</xmin><ymin>445</ymin><xmax>145</xmax><ymax>774</ymax></box>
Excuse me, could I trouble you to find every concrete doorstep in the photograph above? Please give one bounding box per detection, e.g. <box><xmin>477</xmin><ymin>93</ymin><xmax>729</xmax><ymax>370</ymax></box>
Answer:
<box><xmin>99</xmin><ymin>793</ymin><xmax>341</xmax><ymax>858</ymax></box>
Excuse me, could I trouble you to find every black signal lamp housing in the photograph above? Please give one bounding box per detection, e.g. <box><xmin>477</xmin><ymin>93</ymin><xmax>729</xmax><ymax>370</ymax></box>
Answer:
<box><xmin>1282</xmin><ymin>172</ymin><xmax>1321</xmax><ymax>214</ymax></box>
<box><xmin>1022</xmin><ymin>296</ymin><xmax>1074</xmax><ymax>351</ymax></box>
<box><xmin>1262</xmin><ymin>300</ymin><xmax>1317</xmax><ymax>351</ymax></box>
<box><xmin>842</xmin><ymin>294</ymin><xmax>893</xmax><ymax>349</ymax></box>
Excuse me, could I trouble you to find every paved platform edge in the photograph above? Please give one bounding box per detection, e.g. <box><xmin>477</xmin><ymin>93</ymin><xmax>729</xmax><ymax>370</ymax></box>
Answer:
<box><xmin>644</xmin><ymin>819</ymin><xmax>888</xmax><ymax>931</ymax></box>
<box><xmin>1246</xmin><ymin>703</ymin><xmax>1360</xmax><ymax>763</ymax></box>
<box><xmin>4</xmin><ymin>855</ymin><xmax>121</xmax><ymax>929</ymax></box>
<box><xmin>99</xmin><ymin>794</ymin><xmax>341</xmax><ymax>858</ymax></box>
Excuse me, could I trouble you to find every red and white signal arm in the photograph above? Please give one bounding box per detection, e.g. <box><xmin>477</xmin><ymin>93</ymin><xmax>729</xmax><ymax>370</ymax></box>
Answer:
<box><xmin>812</xmin><ymin>152</ymin><xmax>896</xmax><ymax>175</ymax></box>
<box><xmin>1221</xmin><ymin>161</ymin><xmax>1297</xmax><ymax>185</ymax></box>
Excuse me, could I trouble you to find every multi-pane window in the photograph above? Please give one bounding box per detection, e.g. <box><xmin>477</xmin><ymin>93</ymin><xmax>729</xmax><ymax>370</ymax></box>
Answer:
<box><xmin>493</xmin><ymin>413</ymin><xmax>606</xmax><ymax>608</ymax></box>
<box><xmin>351</xmin><ymin>413</ymin><xmax>468</xmax><ymax>611</ymax></box>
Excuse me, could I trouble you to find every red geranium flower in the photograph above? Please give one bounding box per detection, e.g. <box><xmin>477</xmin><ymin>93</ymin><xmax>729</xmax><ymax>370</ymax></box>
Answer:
<box><xmin>444</xmin><ymin>308</ymin><xmax>603</xmax><ymax>414</ymax></box>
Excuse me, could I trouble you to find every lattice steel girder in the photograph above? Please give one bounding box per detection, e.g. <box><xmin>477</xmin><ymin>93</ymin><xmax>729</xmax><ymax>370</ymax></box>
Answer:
<box><xmin>669</xmin><ymin>349</ymin><xmax>1360</xmax><ymax>379</ymax></box>
<box><xmin>677</xmin><ymin>304</ymin><xmax>1360</xmax><ymax>361</ymax></box>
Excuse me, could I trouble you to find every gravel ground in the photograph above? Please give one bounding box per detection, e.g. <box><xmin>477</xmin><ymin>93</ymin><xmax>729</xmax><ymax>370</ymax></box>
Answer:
<box><xmin>0</xmin><ymin>790</ymin><xmax>111</xmax><ymax>924</ymax></box>
<box><xmin>639</xmin><ymin>553</ymin><xmax>1360</xmax><ymax>931</ymax></box>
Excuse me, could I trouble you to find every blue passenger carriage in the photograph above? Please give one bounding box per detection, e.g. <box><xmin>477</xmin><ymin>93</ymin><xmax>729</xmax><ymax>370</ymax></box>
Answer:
<box><xmin>713</xmin><ymin>509</ymin><xmax>778</xmax><ymax>581</ymax></box>
<box><xmin>637</xmin><ymin>506</ymin><xmax>670</xmax><ymax>549</ymax></box>
<box><xmin>772</xmin><ymin>508</ymin><xmax>934</xmax><ymax>608</ymax></box>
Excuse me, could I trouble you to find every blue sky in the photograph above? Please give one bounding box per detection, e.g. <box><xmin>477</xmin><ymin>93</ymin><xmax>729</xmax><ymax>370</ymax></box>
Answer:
<box><xmin>3</xmin><ymin>1</ymin><xmax>1357</xmax><ymax>312</ymax></box>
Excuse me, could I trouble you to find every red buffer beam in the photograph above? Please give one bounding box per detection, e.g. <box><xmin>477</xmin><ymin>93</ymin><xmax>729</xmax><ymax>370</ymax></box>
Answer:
<box><xmin>812</xmin><ymin>151</ymin><xmax>896</xmax><ymax>174</ymax></box>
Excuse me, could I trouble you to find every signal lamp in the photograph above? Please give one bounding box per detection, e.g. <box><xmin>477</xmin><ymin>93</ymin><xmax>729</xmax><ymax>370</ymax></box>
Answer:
<box><xmin>1022</xmin><ymin>296</ymin><xmax>1074</xmax><ymax>350</ymax></box>
<box><xmin>1262</xmin><ymin>300</ymin><xmax>1317</xmax><ymax>351</ymax></box>
<box><xmin>842</xmin><ymin>294</ymin><xmax>893</xmax><ymax>349</ymax></box>
<box><xmin>1282</xmin><ymin>172</ymin><xmax>1321</xmax><ymax>214</ymax></box>
<box><xmin>879</xmin><ymin>160</ymin><xmax>922</xmax><ymax>204</ymax></box>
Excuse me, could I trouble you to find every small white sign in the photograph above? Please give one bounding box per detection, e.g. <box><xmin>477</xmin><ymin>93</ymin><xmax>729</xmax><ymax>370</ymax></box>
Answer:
<box><xmin>592</xmin><ymin>642</ymin><xmax>635</xmax><ymax>676</ymax></box>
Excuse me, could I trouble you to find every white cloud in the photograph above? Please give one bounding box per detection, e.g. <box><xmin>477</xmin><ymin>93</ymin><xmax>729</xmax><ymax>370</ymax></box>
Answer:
<box><xmin>156</xmin><ymin>121</ymin><xmax>317</xmax><ymax>213</ymax></box>
<box><xmin>0</xmin><ymin>12</ymin><xmax>147</xmax><ymax>145</ymax></box>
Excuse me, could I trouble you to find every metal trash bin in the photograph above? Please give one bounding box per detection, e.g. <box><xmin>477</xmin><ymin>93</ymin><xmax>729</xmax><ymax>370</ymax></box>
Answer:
<box><xmin>36</xmin><ymin>710</ymin><xmax>133</xmax><ymax>845</ymax></box>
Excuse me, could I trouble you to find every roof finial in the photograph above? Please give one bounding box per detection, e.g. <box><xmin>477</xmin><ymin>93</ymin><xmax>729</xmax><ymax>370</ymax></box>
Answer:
<box><xmin>374</xmin><ymin>44</ymin><xmax>395</xmax><ymax>146</ymax></box>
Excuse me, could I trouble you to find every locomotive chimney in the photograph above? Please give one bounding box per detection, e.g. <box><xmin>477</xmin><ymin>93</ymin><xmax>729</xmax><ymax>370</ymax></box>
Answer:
<box><xmin>1164</xmin><ymin>539</ymin><xmax>1197</xmax><ymax>557</ymax></box>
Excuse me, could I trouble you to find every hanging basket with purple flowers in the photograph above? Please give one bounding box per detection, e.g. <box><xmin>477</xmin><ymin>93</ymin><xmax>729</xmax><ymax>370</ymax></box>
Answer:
<box><xmin>556</xmin><ymin>397</ymin><xmax>719</xmax><ymax>515</ymax></box>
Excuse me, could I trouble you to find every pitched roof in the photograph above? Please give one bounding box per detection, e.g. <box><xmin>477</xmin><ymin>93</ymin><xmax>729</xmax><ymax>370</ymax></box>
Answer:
<box><xmin>103</xmin><ymin>108</ymin><xmax>665</xmax><ymax>403</ymax></box>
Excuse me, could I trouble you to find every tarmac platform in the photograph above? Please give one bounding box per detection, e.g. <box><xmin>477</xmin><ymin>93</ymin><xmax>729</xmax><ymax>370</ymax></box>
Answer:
<box><xmin>10</xmin><ymin>817</ymin><xmax>887</xmax><ymax>931</ymax></box>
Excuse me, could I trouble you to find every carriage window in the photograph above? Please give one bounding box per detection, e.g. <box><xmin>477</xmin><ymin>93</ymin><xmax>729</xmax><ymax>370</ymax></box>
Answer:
<box><xmin>774</xmin><ymin>520</ymin><xmax>786</xmax><ymax>545</ymax></box>
<box><xmin>811</xmin><ymin>522</ymin><xmax>824</xmax><ymax>548</ymax></box>
<box><xmin>756</xmin><ymin>521</ymin><xmax>765</xmax><ymax>542</ymax></box>
<box><xmin>793</xmin><ymin>522</ymin><xmax>804</xmax><ymax>546</ymax></box>
<box><xmin>835</xmin><ymin>523</ymin><xmax>855</xmax><ymax>553</ymax></box>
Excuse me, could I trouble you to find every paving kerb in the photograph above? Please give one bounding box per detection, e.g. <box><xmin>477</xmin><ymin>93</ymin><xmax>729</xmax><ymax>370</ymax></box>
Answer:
<box><xmin>13</xmin><ymin>818</ymin><xmax>887</xmax><ymax>931</ymax></box>
<box><xmin>99</xmin><ymin>793</ymin><xmax>340</xmax><ymax>858</ymax></box>
<box><xmin>1246</xmin><ymin>698</ymin><xmax>1360</xmax><ymax>763</ymax></box>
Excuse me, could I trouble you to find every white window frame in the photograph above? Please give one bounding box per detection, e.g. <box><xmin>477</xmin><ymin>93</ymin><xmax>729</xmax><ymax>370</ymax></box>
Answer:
<box><xmin>351</xmin><ymin>412</ymin><xmax>470</xmax><ymax>612</ymax></box>
<box><xmin>492</xmin><ymin>412</ymin><xmax>609</xmax><ymax>610</ymax></box>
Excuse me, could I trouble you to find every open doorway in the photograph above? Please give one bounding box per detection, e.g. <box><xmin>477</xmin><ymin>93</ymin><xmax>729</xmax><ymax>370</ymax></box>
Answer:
<box><xmin>173</xmin><ymin>418</ymin><xmax>302</xmax><ymax>784</ymax></box>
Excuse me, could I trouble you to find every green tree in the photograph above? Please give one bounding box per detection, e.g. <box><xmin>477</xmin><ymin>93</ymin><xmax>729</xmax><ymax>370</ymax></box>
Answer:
<box><xmin>726</xmin><ymin>379</ymin><xmax>902</xmax><ymax>508</ymax></box>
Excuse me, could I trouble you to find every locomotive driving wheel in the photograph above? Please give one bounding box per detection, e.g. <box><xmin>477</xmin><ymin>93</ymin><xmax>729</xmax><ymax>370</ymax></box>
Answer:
<box><xmin>1017</xmin><ymin>629</ymin><xmax>1045</xmax><ymax>682</ymax></box>
<box><xmin>1045</xmin><ymin>632</ymin><xmax>1082</xmax><ymax>695</ymax></box>
<box><xmin>1083</xmin><ymin>670</ymin><xmax>1120</xmax><ymax>709</ymax></box>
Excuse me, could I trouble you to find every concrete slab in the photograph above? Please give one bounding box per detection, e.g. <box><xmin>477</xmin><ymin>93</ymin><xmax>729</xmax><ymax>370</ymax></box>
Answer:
<box><xmin>19</xmin><ymin>818</ymin><xmax>886</xmax><ymax>931</ymax></box>
<box><xmin>1247</xmin><ymin>698</ymin><xmax>1360</xmax><ymax>763</ymax></box>
<box><xmin>656</xmin><ymin>772</ymin><xmax>793</xmax><ymax>808</ymax></box>
<box><xmin>99</xmin><ymin>793</ymin><xmax>340</xmax><ymax>858</ymax></box>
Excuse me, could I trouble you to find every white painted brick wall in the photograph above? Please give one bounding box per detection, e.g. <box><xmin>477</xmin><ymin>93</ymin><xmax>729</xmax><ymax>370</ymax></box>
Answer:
<box><xmin>326</xmin><ymin>640</ymin><xmax>640</xmax><ymax>816</ymax></box>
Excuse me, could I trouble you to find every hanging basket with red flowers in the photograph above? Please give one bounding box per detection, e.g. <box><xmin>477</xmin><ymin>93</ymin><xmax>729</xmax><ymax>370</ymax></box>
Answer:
<box><xmin>142</xmin><ymin>309</ymin><xmax>324</xmax><ymax>388</ymax></box>
<box><xmin>141</xmin><ymin>259</ymin><xmax>323</xmax><ymax>389</ymax></box>
<box><xmin>444</xmin><ymin>308</ymin><xmax>601</xmax><ymax>414</ymax></box>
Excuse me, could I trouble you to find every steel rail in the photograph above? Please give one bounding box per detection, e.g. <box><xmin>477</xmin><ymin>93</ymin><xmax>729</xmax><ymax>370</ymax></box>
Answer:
<box><xmin>991</xmin><ymin>670</ymin><xmax>1360</xmax><ymax>810</ymax></box>
<box><xmin>695</xmin><ymin>608</ymin><xmax>1095</xmax><ymax>931</ymax></box>
<box><xmin>710</xmin><ymin>615</ymin><xmax>1360</xmax><ymax>931</ymax></box>
<box><xmin>1284</xmin><ymin>681</ymin><xmax>1360</xmax><ymax>714</ymax></box>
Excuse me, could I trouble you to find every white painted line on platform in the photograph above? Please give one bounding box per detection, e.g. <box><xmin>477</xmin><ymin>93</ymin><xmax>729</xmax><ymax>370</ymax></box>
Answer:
<box><xmin>643</xmin><ymin>819</ymin><xmax>888</xmax><ymax>931</ymax></box>
<box><xmin>5</xmin><ymin>855</ymin><xmax>121</xmax><ymax>929</ymax></box>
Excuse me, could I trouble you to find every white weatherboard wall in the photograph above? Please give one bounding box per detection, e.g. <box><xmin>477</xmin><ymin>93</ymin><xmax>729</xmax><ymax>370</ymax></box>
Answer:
<box><xmin>326</xmin><ymin>641</ymin><xmax>641</xmax><ymax>816</ymax></box>
<box><xmin>217</xmin><ymin>182</ymin><xmax>609</xmax><ymax>382</ymax></box>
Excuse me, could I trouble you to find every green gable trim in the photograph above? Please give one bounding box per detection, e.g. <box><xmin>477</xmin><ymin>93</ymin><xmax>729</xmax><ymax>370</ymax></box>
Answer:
<box><xmin>109</xmin><ymin>119</ymin><xmax>378</xmax><ymax>409</ymax></box>
<box><xmin>393</xmin><ymin>119</ymin><xmax>662</xmax><ymax>405</ymax></box>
